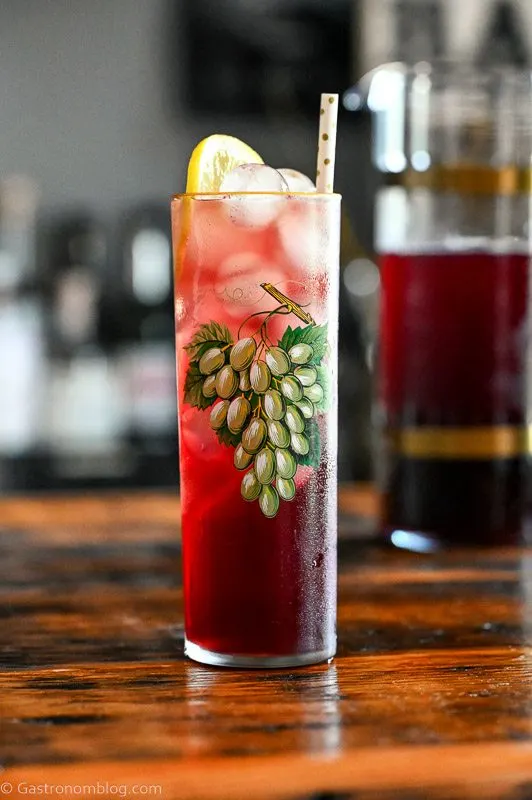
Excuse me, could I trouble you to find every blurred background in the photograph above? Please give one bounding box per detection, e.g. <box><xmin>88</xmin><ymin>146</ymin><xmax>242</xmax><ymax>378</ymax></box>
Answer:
<box><xmin>0</xmin><ymin>0</ymin><xmax>528</xmax><ymax>494</ymax></box>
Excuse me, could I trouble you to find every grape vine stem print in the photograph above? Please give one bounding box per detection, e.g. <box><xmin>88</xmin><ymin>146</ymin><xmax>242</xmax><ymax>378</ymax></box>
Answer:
<box><xmin>183</xmin><ymin>284</ymin><xmax>329</xmax><ymax>518</ymax></box>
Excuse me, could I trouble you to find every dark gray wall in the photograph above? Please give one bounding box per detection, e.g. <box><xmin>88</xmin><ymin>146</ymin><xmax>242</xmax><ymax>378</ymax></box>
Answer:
<box><xmin>1</xmin><ymin>0</ymin><xmax>186</xmax><ymax>213</ymax></box>
<box><xmin>0</xmin><ymin>0</ymin><xmax>373</xmax><ymax>244</ymax></box>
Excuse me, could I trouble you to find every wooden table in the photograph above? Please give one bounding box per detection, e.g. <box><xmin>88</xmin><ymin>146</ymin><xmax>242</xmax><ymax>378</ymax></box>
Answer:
<box><xmin>2</xmin><ymin>488</ymin><xmax>532</xmax><ymax>800</ymax></box>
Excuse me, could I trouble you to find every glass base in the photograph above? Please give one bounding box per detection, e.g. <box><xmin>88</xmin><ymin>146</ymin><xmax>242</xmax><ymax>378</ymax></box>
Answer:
<box><xmin>185</xmin><ymin>638</ymin><xmax>336</xmax><ymax>669</ymax></box>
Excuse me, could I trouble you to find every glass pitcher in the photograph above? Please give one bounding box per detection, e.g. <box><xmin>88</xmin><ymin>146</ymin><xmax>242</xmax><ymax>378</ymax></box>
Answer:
<box><xmin>355</xmin><ymin>62</ymin><xmax>532</xmax><ymax>551</ymax></box>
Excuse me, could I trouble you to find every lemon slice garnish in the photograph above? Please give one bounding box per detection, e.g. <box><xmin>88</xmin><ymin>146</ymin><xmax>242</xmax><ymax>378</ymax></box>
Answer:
<box><xmin>186</xmin><ymin>134</ymin><xmax>263</xmax><ymax>193</ymax></box>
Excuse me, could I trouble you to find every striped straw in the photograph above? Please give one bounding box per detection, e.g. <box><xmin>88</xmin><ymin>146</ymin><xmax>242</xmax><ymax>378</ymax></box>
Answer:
<box><xmin>316</xmin><ymin>93</ymin><xmax>339</xmax><ymax>193</ymax></box>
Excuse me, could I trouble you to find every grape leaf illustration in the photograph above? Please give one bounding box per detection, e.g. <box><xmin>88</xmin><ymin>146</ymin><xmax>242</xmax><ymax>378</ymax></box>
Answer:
<box><xmin>314</xmin><ymin>365</ymin><xmax>331</xmax><ymax>413</ymax></box>
<box><xmin>185</xmin><ymin>321</ymin><xmax>233</xmax><ymax>362</ymax></box>
<box><xmin>215</xmin><ymin>425</ymin><xmax>242</xmax><ymax>448</ymax></box>
<box><xmin>183</xmin><ymin>362</ymin><xmax>218</xmax><ymax>410</ymax></box>
<box><xmin>279</xmin><ymin>324</ymin><xmax>328</xmax><ymax>364</ymax></box>
<box><xmin>296</xmin><ymin>419</ymin><xmax>321</xmax><ymax>468</ymax></box>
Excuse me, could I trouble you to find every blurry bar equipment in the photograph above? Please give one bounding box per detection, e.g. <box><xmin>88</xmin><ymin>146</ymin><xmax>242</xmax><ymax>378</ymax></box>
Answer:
<box><xmin>338</xmin><ymin>211</ymin><xmax>374</xmax><ymax>481</ymax></box>
<box><xmin>37</xmin><ymin>207</ymin><xmax>178</xmax><ymax>490</ymax></box>
<box><xmin>0</xmin><ymin>176</ymin><xmax>47</xmax><ymax>491</ymax></box>
<box><xmin>45</xmin><ymin>215</ymin><xmax>130</xmax><ymax>484</ymax></box>
<box><xmin>478</xmin><ymin>1</ymin><xmax>530</xmax><ymax>67</ymax></box>
<box><xmin>117</xmin><ymin>206</ymin><xmax>177</xmax><ymax>481</ymax></box>
<box><xmin>353</xmin><ymin>62</ymin><xmax>532</xmax><ymax>549</ymax></box>
<box><xmin>359</xmin><ymin>1</ymin><xmax>532</xmax><ymax>73</ymax></box>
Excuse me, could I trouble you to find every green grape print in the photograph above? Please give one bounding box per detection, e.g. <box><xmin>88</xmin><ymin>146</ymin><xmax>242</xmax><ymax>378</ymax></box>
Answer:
<box><xmin>183</xmin><ymin>284</ymin><xmax>330</xmax><ymax>518</ymax></box>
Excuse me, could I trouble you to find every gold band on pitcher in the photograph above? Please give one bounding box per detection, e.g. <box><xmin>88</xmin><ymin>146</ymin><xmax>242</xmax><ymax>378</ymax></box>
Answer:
<box><xmin>384</xmin><ymin>166</ymin><xmax>532</xmax><ymax>196</ymax></box>
<box><xmin>386</xmin><ymin>426</ymin><xmax>531</xmax><ymax>459</ymax></box>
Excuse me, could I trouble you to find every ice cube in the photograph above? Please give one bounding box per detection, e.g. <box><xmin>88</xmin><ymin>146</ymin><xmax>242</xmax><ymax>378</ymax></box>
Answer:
<box><xmin>184</xmin><ymin>198</ymin><xmax>269</xmax><ymax>270</ymax></box>
<box><xmin>221</xmin><ymin>164</ymin><xmax>289</xmax><ymax>228</ymax></box>
<box><xmin>278</xmin><ymin>168</ymin><xmax>316</xmax><ymax>193</ymax></box>
<box><xmin>220</xmin><ymin>163</ymin><xmax>289</xmax><ymax>193</ymax></box>
<box><xmin>277</xmin><ymin>203</ymin><xmax>325</xmax><ymax>273</ymax></box>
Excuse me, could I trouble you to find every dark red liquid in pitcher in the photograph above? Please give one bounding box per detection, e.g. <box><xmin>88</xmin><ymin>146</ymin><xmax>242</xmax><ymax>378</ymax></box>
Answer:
<box><xmin>379</xmin><ymin>250</ymin><xmax>529</xmax><ymax>547</ymax></box>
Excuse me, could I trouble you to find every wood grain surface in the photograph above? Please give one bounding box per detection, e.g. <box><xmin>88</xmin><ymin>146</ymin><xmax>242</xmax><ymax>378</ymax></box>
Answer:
<box><xmin>1</xmin><ymin>488</ymin><xmax>532</xmax><ymax>800</ymax></box>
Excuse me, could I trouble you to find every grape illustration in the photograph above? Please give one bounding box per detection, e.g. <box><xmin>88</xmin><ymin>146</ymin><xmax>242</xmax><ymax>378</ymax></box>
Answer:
<box><xmin>234</xmin><ymin>443</ymin><xmax>254</xmax><ymax>470</ymax></box>
<box><xmin>275</xmin><ymin>447</ymin><xmax>297</xmax><ymax>480</ymax></box>
<box><xmin>291</xmin><ymin>432</ymin><xmax>310</xmax><ymax>456</ymax></box>
<box><xmin>255</xmin><ymin>447</ymin><xmax>276</xmax><ymax>484</ymax></box>
<box><xmin>216</xmin><ymin>365</ymin><xmax>239</xmax><ymax>399</ymax></box>
<box><xmin>183</xmin><ymin>284</ymin><xmax>329</xmax><ymax>519</ymax></box>
<box><xmin>227</xmin><ymin>396</ymin><xmax>251</xmax><ymax>434</ymax></box>
<box><xmin>280</xmin><ymin>375</ymin><xmax>304</xmax><ymax>402</ymax></box>
<box><xmin>259</xmin><ymin>484</ymin><xmax>280</xmax><ymax>518</ymax></box>
<box><xmin>202</xmin><ymin>374</ymin><xmax>218</xmax><ymax>398</ymax></box>
<box><xmin>250</xmin><ymin>361</ymin><xmax>271</xmax><ymax>394</ymax></box>
<box><xmin>285</xmin><ymin>405</ymin><xmax>305</xmax><ymax>434</ymax></box>
<box><xmin>294</xmin><ymin>365</ymin><xmax>317</xmax><ymax>387</ymax></box>
<box><xmin>295</xmin><ymin>397</ymin><xmax>314</xmax><ymax>419</ymax></box>
<box><xmin>303</xmin><ymin>383</ymin><xmax>324</xmax><ymax>404</ymax></box>
<box><xmin>289</xmin><ymin>343</ymin><xmax>314</xmax><ymax>365</ymax></box>
<box><xmin>241</xmin><ymin>470</ymin><xmax>261</xmax><ymax>501</ymax></box>
<box><xmin>210</xmin><ymin>400</ymin><xmax>229</xmax><ymax>430</ymax></box>
<box><xmin>264</xmin><ymin>389</ymin><xmax>285</xmax><ymax>421</ymax></box>
<box><xmin>266</xmin><ymin>346</ymin><xmax>290</xmax><ymax>376</ymax></box>
<box><xmin>242</xmin><ymin>418</ymin><xmax>267</xmax><ymax>454</ymax></box>
<box><xmin>277</xmin><ymin>477</ymin><xmax>296</xmax><ymax>501</ymax></box>
<box><xmin>239</xmin><ymin>369</ymin><xmax>251</xmax><ymax>391</ymax></box>
<box><xmin>230</xmin><ymin>337</ymin><xmax>256</xmax><ymax>371</ymax></box>
<box><xmin>267</xmin><ymin>419</ymin><xmax>290</xmax><ymax>449</ymax></box>
<box><xmin>199</xmin><ymin>347</ymin><xmax>225</xmax><ymax>375</ymax></box>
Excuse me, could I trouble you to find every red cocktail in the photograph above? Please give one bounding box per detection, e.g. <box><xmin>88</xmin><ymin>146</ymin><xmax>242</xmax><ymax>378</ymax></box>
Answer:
<box><xmin>172</xmin><ymin>191</ymin><xmax>340</xmax><ymax>666</ymax></box>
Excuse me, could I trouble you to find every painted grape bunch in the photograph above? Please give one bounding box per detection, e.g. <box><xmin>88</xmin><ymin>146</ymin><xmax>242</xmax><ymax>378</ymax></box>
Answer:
<box><xmin>183</xmin><ymin>285</ymin><xmax>329</xmax><ymax>518</ymax></box>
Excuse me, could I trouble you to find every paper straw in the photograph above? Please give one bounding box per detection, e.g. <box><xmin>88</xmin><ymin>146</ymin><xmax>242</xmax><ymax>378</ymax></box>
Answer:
<box><xmin>316</xmin><ymin>93</ymin><xmax>339</xmax><ymax>193</ymax></box>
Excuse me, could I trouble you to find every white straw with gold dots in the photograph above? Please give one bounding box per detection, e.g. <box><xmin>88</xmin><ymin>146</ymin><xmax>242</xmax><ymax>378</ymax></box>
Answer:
<box><xmin>316</xmin><ymin>93</ymin><xmax>338</xmax><ymax>193</ymax></box>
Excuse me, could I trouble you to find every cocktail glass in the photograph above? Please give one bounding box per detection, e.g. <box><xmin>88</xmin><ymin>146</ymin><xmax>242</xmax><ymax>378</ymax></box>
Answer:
<box><xmin>171</xmin><ymin>191</ymin><xmax>341</xmax><ymax>667</ymax></box>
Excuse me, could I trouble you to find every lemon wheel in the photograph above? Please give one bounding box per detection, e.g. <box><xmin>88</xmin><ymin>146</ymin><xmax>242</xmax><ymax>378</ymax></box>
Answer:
<box><xmin>186</xmin><ymin>135</ymin><xmax>263</xmax><ymax>193</ymax></box>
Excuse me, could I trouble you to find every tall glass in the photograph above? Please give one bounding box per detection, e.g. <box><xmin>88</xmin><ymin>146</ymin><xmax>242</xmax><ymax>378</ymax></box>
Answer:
<box><xmin>171</xmin><ymin>191</ymin><xmax>341</xmax><ymax>667</ymax></box>
<box><xmin>363</xmin><ymin>62</ymin><xmax>532</xmax><ymax>550</ymax></box>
